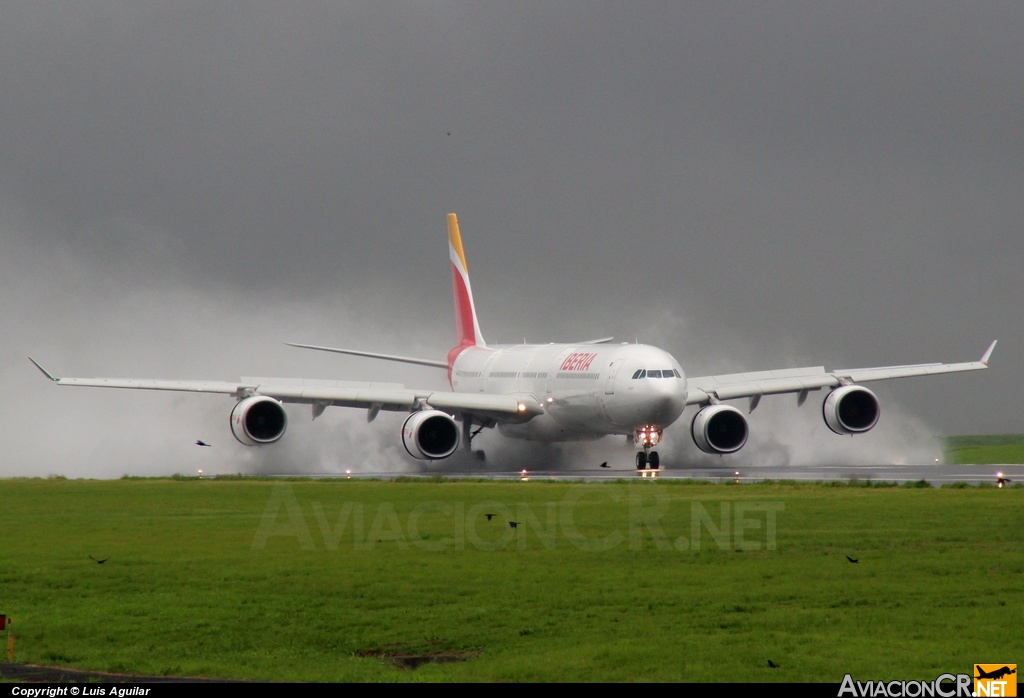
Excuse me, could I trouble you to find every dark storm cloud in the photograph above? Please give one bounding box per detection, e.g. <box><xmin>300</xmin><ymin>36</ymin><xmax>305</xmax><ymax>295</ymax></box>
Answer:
<box><xmin>2</xmin><ymin>2</ymin><xmax>1020</xmax><ymax>475</ymax></box>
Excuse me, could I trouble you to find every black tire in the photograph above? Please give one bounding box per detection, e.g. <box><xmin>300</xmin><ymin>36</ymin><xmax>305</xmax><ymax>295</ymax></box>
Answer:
<box><xmin>649</xmin><ymin>451</ymin><xmax>660</xmax><ymax>470</ymax></box>
<box><xmin>635</xmin><ymin>452</ymin><xmax>648</xmax><ymax>470</ymax></box>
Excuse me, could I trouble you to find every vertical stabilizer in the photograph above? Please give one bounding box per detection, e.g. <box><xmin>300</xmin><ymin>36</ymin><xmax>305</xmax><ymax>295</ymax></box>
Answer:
<box><xmin>448</xmin><ymin>213</ymin><xmax>487</xmax><ymax>352</ymax></box>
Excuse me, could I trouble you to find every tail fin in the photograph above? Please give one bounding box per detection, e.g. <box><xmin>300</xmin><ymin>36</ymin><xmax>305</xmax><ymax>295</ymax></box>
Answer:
<box><xmin>448</xmin><ymin>213</ymin><xmax>487</xmax><ymax>350</ymax></box>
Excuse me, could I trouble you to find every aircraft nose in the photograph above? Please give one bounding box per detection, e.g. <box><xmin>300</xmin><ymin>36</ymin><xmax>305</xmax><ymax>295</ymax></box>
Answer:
<box><xmin>646</xmin><ymin>378</ymin><xmax>688</xmax><ymax>424</ymax></box>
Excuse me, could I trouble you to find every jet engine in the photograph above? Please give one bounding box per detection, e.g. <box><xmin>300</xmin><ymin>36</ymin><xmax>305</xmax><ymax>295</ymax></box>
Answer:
<box><xmin>691</xmin><ymin>404</ymin><xmax>748</xmax><ymax>454</ymax></box>
<box><xmin>402</xmin><ymin>410</ymin><xmax>461</xmax><ymax>460</ymax></box>
<box><xmin>823</xmin><ymin>385</ymin><xmax>879</xmax><ymax>435</ymax></box>
<box><xmin>230</xmin><ymin>395</ymin><xmax>288</xmax><ymax>446</ymax></box>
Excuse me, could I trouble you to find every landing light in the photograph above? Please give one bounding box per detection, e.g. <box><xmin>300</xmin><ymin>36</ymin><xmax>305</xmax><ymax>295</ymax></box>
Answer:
<box><xmin>517</xmin><ymin>402</ymin><xmax>527</xmax><ymax>412</ymax></box>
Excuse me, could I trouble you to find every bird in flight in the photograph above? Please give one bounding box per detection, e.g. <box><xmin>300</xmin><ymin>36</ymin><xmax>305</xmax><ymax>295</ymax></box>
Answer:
<box><xmin>195</xmin><ymin>440</ymin><xmax>212</xmax><ymax>447</ymax></box>
<box><xmin>846</xmin><ymin>556</ymin><xmax>859</xmax><ymax>564</ymax></box>
<box><xmin>89</xmin><ymin>555</ymin><xmax>109</xmax><ymax>564</ymax></box>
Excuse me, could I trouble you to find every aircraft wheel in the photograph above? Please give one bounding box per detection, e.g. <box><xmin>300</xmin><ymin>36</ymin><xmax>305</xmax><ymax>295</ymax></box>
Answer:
<box><xmin>474</xmin><ymin>450</ymin><xmax>486</xmax><ymax>461</ymax></box>
<box><xmin>649</xmin><ymin>451</ymin><xmax>660</xmax><ymax>470</ymax></box>
<box><xmin>635</xmin><ymin>452</ymin><xmax>648</xmax><ymax>470</ymax></box>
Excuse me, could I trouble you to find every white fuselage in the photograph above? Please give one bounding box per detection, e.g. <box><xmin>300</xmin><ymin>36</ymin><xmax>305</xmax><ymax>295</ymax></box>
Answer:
<box><xmin>450</xmin><ymin>342</ymin><xmax>688</xmax><ymax>441</ymax></box>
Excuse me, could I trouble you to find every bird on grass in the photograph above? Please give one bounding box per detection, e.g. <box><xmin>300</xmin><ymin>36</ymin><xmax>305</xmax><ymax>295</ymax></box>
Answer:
<box><xmin>846</xmin><ymin>556</ymin><xmax>859</xmax><ymax>564</ymax></box>
<box><xmin>89</xmin><ymin>555</ymin><xmax>109</xmax><ymax>564</ymax></box>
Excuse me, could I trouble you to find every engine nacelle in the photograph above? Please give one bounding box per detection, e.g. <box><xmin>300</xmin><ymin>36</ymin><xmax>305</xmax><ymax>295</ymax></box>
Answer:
<box><xmin>691</xmin><ymin>404</ymin><xmax>748</xmax><ymax>455</ymax></box>
<box><xmin>823</xmin><ymin>385</ymin><xmax>880</xmax><ymax>435</ymax></box>
<box><xmin>230</xmin><ymin>395</ymin><xmax>288</xmax><ymax>446</ymax></box>
<box><xmin>402</xmin><ymin>410</ymin><xmax>460</xmax><ymax>460</ymax></box>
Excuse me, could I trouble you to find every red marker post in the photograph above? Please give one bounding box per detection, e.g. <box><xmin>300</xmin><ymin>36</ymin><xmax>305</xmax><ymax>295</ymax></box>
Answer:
<box><xmin>2</xmin><ymin>615</ymin><xmax>11</xmax><ymax>662</ymax></box>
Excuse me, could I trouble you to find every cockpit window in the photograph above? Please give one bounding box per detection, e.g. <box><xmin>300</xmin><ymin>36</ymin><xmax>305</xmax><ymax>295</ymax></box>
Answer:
<box><xmin>632</xmin><ymin>368</ymin><xmax>681</xmax><ymax>379</ymax></box>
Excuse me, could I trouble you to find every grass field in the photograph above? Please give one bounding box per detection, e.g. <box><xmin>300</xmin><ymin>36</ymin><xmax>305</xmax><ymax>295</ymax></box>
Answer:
<box><xmin>945</xmin><ymin>434</ymin><xmax>1024</xmax><ymax>465</ymax></box>
<box><xmin>0</xmin><ymin>476</ymin><xmax>1021</xmax><ymax>682</ymax></box>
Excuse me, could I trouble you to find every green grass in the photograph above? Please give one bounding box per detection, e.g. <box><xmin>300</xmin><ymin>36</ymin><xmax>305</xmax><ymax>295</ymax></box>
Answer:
<box><xmin>0</xmin><ymin>477</ymin><xmax>1021</xmax><ymax>682</ymax></box>
<box><xmin>945</xmin><ymin>434</ymin><xmax>1024</xmax><ymax>464</ymax></box>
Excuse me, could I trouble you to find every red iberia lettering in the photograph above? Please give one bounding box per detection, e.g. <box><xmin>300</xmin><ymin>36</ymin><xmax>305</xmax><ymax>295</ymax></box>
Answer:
<box><xmin>560</xmin><ymin>352</ymin><xmax>598</xmax><ymax>371</ymax></box>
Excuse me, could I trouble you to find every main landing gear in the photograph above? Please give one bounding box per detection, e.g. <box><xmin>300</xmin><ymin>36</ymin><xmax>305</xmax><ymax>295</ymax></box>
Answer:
<box><xmin>634</xmin><ymin>425</ymin><xmax>663</xmax><ymax>470</ymax></box>
<box><xmin>463</xmin><ymin>415</ymin><xmax>491</xmax><ymax>462</ymax></box>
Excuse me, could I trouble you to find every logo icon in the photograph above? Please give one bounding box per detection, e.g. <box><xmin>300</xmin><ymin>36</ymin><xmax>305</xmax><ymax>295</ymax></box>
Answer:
<box><xmin>975</xmin><ymin>665</ymin><xmax>1017</xmax><ymax>697</ymax></box>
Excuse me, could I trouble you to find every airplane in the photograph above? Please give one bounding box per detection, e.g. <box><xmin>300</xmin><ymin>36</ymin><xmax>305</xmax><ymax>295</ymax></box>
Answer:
<box><xmin>975</xmin><ymin>666</ymin><xmax>1016</xmax><ymax>680</ymax></box>
<box><xmin>30</xmin><ymin>214</ymin><xmax>996</xmax><ymax>470</ymax></box>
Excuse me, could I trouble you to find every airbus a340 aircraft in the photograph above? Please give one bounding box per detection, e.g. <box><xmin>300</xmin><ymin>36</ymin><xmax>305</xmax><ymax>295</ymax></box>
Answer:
<box><xmin>32</xmin><ymin>214</ymin><xmax>995</xmax><ymax>469</ymax></box>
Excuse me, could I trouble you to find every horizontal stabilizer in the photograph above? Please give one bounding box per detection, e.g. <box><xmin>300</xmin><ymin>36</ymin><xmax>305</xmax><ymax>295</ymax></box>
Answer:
<box><xmin>285</xmin><ymin>342</ymin><xmax>448</xmax><ymax>369</ymax></box>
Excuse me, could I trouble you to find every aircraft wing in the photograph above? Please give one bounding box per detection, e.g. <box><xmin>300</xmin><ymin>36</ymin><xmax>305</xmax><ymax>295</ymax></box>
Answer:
<box><xmin>685</xmin><ymin>341</ymin><xmax>996</xmax><ymax>406</ymax></box>
<box><xmin>28</xmin><ymin>359</ymin><xmax>542</xmax><ymax>422</ymax></box>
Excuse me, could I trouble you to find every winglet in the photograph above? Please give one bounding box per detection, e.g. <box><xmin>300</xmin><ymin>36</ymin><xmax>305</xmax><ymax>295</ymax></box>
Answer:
<box><xmin>28</xmin><ymin>357</ymin><xmax>59</xmax><ymax>382</ymax></box>
<box><xmin>981</xmin><ymin>340</ymin><xmax>997</xmax><ymax>366</ymax></box>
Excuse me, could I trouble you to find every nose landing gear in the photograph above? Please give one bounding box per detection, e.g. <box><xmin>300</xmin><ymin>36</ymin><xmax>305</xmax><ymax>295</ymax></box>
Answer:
<box><xmin>634</xmin><ymin>425</ymin><xmax>663</xmax><ymax>470</ymax></box>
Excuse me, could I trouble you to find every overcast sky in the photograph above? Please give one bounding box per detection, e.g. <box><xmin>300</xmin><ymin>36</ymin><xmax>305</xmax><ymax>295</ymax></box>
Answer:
<box><xmin>2</xmin><ymin>2</ymin><xmax>1020</xmax><ymax>477</ymax></box>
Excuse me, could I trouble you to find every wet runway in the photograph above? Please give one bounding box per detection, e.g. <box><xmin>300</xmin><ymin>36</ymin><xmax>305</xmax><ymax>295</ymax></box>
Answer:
<box><xmin>308</xmin><ymin>463</ymin><xmax>1024</xmax><ymax>486</ymax></box>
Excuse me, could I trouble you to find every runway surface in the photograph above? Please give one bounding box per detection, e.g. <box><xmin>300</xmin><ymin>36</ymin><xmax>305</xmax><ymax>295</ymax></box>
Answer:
<box><xmin>287</xmin><ymin>463</ymin><xmax>1024</xmax><ymax>486</ymax></box>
